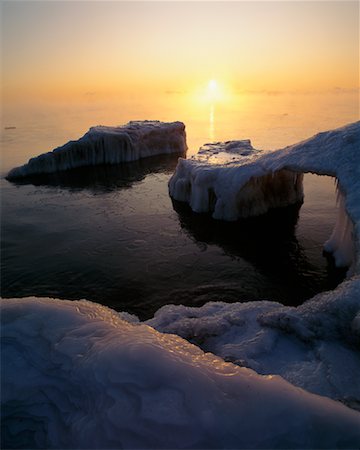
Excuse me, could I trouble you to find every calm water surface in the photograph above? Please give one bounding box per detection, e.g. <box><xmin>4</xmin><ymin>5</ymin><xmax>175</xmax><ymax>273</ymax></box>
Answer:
<box><xmin>1</xmin><ymin>93</ymin><xmax>355</xmax><ymax>319</ymax></box>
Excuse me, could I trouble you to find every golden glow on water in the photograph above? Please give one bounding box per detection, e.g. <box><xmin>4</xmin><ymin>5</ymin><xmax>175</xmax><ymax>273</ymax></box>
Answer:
<box><xmin>209</xmin><ymin>104</ymin><xmax>215</xmax><ymax>142</ymax></box>
<box><xmin>2</xmin><ymin>89</ymin><xmax>358</xmax><ymax>176</ymax></box>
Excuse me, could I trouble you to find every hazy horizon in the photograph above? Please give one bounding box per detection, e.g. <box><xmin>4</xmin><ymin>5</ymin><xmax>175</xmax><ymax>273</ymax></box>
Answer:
<box><xmin>2</xmin><ymin>1</ymin><xmax>359</xmax><ymax>104</ymax></box>
<box><xmin>1</xmin><ymin>1</ymin><xmax>359</xmax><ymax>170</ymax></box>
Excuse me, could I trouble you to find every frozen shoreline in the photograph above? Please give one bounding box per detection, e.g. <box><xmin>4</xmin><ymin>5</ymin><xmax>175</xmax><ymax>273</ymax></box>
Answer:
<box><xmin>2</xmin><ymin>121</ymin><xmax>360</xmax><ymax>448</ymax></box>
<box><xmin>2</xmin><ymin>296</ymin><xmax>360</xmax><ymax>449</ymax></box>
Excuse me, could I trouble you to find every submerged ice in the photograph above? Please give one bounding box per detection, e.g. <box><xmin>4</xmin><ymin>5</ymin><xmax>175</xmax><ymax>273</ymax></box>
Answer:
<box><xmin>6</xmin><ymin>120</ymin><xmax>187</xmax><ymax>180</ymax></box>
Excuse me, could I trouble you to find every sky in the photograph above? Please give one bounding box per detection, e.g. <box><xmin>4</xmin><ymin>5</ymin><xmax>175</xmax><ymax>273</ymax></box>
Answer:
<box><xmin>1</xmin><ymin>1</ymin><xmax>359</xmax><ymax>104</ymax></box>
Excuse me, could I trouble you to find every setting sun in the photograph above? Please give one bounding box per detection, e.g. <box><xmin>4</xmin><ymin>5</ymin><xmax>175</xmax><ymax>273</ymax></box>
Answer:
<box><xmin>208</xmin><ymin>79</ymin><xmax>218</xmax><ymax>92</ymax></box>
<box><xmin>202</xmin><ymin>78</ymin><xmax>228</xmax><ymax>104</ymax></box>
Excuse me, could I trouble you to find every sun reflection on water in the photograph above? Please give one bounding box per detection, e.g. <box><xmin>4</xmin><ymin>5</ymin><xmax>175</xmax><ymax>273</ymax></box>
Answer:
<box><xmin>209</xmin><ymin>104</ymin><xmax>215</xmax><ymax>142</ymax></box>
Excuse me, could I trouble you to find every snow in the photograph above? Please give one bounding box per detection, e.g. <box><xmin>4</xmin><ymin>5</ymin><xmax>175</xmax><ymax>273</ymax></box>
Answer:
<box><xmin>2</xmin><ymin>297</ymin><xmax>360</xmax><ymax>449</ymax></box>
<box><xmin>169</xmin><ymin>121</ymin><xmax>360</xmax><ymax>272</ymax></box>
<box><xmin>6</xmin><ymin>120</ymin><xmax>187</xmax><ymax>180</ymax></box>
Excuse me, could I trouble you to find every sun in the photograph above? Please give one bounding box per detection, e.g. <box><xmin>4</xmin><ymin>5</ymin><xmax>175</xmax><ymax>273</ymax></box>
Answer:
<box><xmin>193</xmin><ymin>78</ymin><xmax>227</xmax><ymax>105</ymax></box>
<box><xmin>208</xmin><ymin>79</ymin><xmax>218</xmax><ymax>92</ymax></box>
<box><xmin>206</xmin><ymin>79</ymin><xmax>221</xmax><ymax>102</ymax></box>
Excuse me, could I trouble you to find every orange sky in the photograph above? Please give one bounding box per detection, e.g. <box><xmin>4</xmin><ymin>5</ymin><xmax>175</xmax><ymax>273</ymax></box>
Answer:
<box><xmin>2</xmin><ymin>1</ymin><xmax>359</xmax><ymax>103</ymax></box>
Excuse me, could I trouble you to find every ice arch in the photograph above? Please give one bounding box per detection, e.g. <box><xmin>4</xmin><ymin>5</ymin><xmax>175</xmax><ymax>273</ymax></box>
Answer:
<box><xmin>169</xmin><ymin>122</ymin><xmax>360</xmax><ymax>274</ymax></box>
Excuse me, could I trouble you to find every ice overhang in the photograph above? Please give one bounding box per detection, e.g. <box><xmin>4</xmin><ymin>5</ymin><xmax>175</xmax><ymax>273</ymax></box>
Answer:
<box><xmin>169</xmin><ymin>121</ymin><xmax>360</xmax><ymax>275</ymax></box>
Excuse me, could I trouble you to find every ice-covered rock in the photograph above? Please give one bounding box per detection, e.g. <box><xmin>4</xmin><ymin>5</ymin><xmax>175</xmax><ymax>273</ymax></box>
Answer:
<box><xmin>169</xmin><ymin>140</ymin><xmax>304</xmax><ymax>220</ymax></box>
<box><xmin>6</xmin><ymin>120</ymin><xmax>187</xmax><ymax>180</ymax></box>
<box><xmin>2</xmin><ymin>297</ymin><xmax>360</xmax><ymax>449</ymax></box>
<box><xmin>169</xmin><ymin>121</ymin><xmax>360</xmax><ymax>272</ymax></box>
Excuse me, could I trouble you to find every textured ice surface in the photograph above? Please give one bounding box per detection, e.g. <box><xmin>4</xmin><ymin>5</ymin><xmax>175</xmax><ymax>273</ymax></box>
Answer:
<box><xmin>148</xmin><ymin>276</ymin><xmax>360</xmax><ymax>411</ymax></box>
<box><xmin>169</xmin><ymin>140</ymin><xmax>304</xmax><ymax>220</ymax></box>
<box><xmin>6</xmin><ymin>120</ymin><xmax>187</xmax><ymax>179</ymax></box>
<box><xmin>2</xmin><ymin>297</ymin><xmax>360</xmax><ymax>449</ymax></box>
<box><xmin>170</xmin><ymin>121</ymin><xmax>360</xmax><ymax>272</ymax></box>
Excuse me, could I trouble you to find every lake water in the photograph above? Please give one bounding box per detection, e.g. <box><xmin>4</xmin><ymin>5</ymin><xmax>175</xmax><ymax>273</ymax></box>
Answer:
<box><xmin>1</xmin><ymin>92</ymin><xmax>357</xmax><ymax>319</ymax></box>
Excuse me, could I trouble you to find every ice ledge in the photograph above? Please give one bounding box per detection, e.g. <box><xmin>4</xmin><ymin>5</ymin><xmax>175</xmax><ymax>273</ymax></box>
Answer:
<box><xmin>147</xmin><ymin>275</ymin><xmax>360</xmax><ymax>411</ymax></box>
<box><xmin>6</xmin><ymin>120</ymin><xmax>187</xmax><ymax>180</ymax></box>
<box><xmin>169</xmin><ymin>121</ymin><xmax>360</xmax><ymax>274</ymax></box>
<box><xmin>2</xmin><ymin>296</ymin><xmax>360</xmax><ymax>449</ymax></box>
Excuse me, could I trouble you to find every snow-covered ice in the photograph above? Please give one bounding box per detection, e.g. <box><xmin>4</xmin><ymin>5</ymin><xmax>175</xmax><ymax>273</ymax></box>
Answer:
<box><xmin>169</xmin><ymin>121</ymin><xmax>360</xmax><ymax>272</ymax></box>
<box><xmin>6</xmin><ymin>120</ymin><xmax>187</xmax><ymax>180</ymax></box>
<box><xmin>2</xmin><ymin>297</ymin><xmax>360</xmax><ymax>449</ymax></box>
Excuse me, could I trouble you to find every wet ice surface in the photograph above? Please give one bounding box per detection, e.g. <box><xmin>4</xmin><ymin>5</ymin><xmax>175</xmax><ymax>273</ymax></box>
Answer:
<box><xmin>2</xmin><ymin>153</ymin><xmax>345</xmax><ymax>320</ymax></box>
<box><xmin>147</xmin><ymin>276</ymin><xmax>360</xmax><ymax>410</ymax></box>
<box><xmin>2</xmin><ymin>296</ymin><xmax>360</xmax><ymax>449</ymax></box>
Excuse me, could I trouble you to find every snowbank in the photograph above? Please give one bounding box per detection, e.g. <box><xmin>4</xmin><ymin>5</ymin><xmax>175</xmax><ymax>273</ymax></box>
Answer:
<box><xmin>6</xmin><ymin>121</ymin><xmax>187</xmax><ymax>180</ymax></box>
<box><xmin>169</xmin><ymin>121</ymin><xmax>360</xmax><ymax>272</ymax></box>
<box><xmin>2</xmin><ymin>297</ymin><xmax>360</xmax><ymax>449</ymax></box>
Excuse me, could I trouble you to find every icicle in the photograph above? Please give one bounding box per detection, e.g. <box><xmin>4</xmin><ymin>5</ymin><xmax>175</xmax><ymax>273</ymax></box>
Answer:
<box><xmin>324</xmin><ymin>185</ymin><xmax>355</xmax><ymax>273</ymax></box>
<box><xmin>335</xmin><ymin>179</ymin><xmax>342</xmax><ymax>206</ymax></box>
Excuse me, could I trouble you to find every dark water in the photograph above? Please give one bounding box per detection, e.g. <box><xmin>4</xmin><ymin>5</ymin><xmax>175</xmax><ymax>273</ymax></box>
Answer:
<box><xmin>1</xmin><ymin>154</ymin><xmax>345</xmax><ymax>320</ymax></box>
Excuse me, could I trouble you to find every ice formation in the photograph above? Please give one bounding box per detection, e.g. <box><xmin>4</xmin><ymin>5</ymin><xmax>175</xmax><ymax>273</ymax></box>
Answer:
<box><xmin>147</xmin><ymin>276</ymin><xmax>360</xmax><ymax>411</ymax></box>
<box><xmin>6</xmin><ymin>120</ymin><xmax>187</xmax><ymax>180</ymax></box>
<box><xmin>169</xmin><ymin>140</ymin><xmax>304</xmax><ymax>219</ymax></box>
<box><xmin>324</xmin><ymin>186</ymin><xmax>356</xmax><ymax>272</ymax></box>
<box><xmin>169</xmin><ymin>121</ymin><xmax>360</xmax><ymax>272</ymax></box>
<box><xmin>2</xmin><ymin>122</ymin><xmax>360</xmax><ymax>449</ymax></box>
<box><xmin>2</xmin><ymin>297</ymin><xmax>360</xmax><ymax>449</ymax></box>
